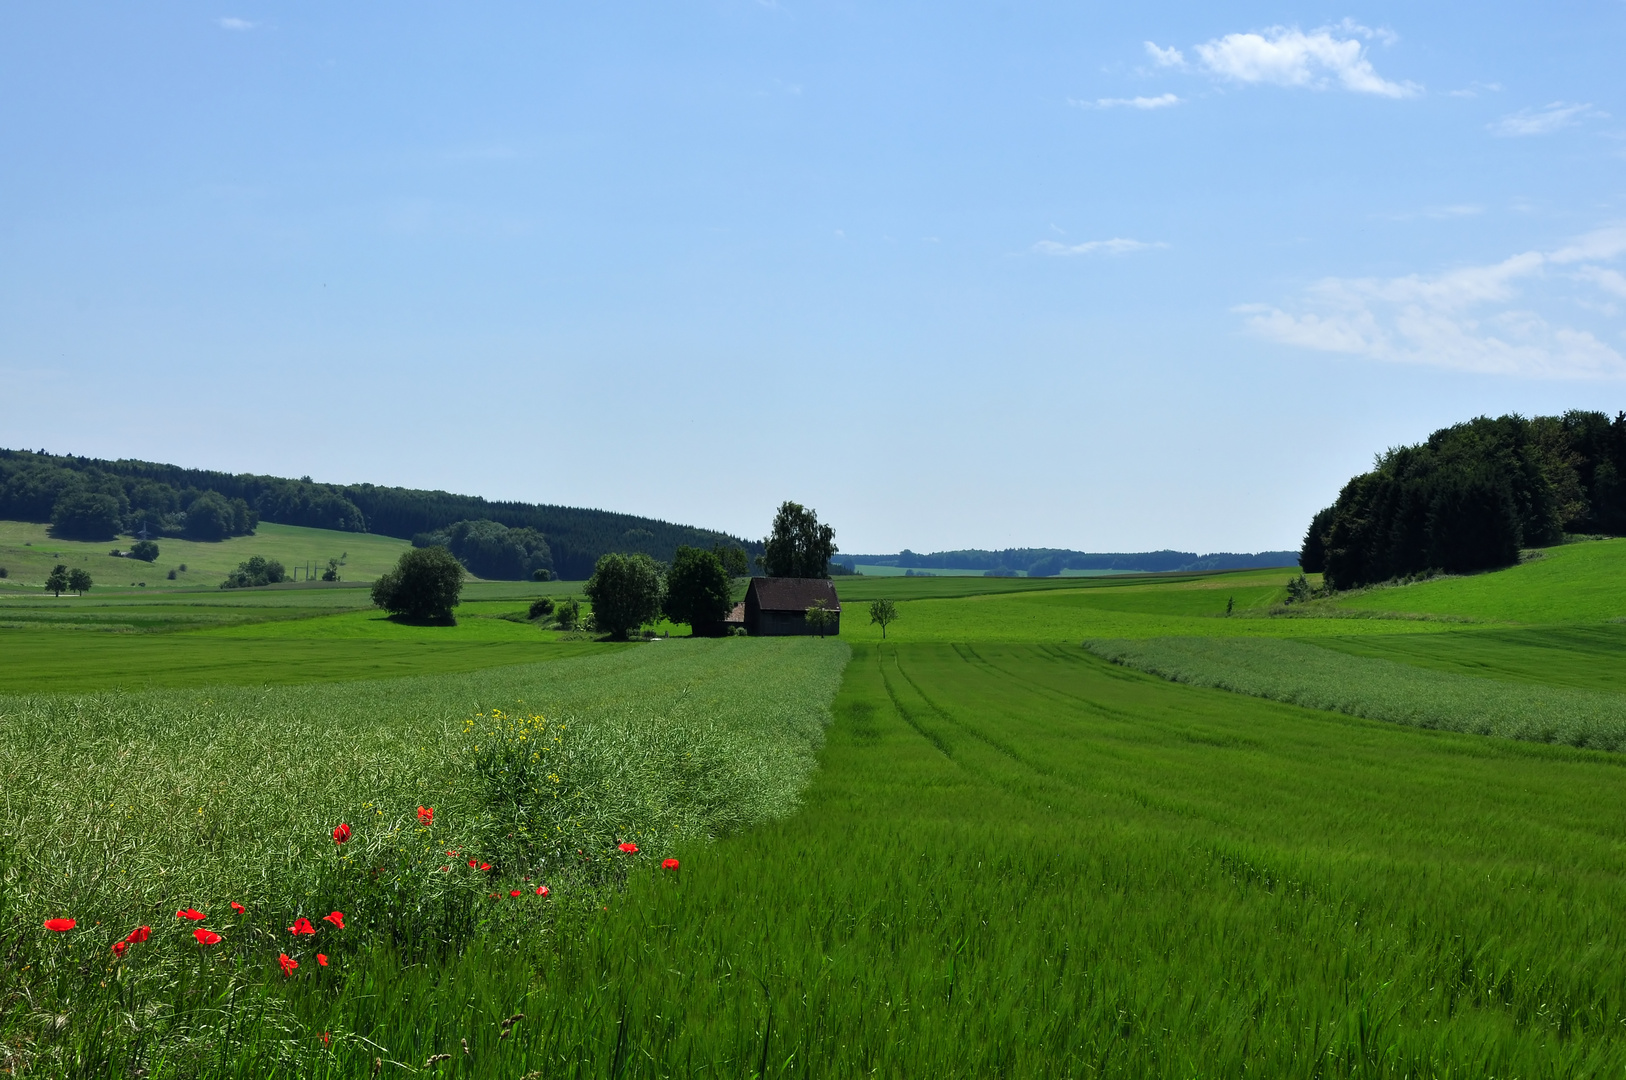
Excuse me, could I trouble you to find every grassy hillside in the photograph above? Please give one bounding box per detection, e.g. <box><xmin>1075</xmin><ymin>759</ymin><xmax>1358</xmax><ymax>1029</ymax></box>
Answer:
<box><xmin>0</xmin><ymin>520</ymin><xmax>412</xmax><ymax>590</ymax></box>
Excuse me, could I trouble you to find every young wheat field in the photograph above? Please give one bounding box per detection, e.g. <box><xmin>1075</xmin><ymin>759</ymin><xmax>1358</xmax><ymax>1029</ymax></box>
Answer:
<box><xmin>4</xmin><ymin>538</ymin><xmax>1626</xmax><ymax>1076</ymax></box>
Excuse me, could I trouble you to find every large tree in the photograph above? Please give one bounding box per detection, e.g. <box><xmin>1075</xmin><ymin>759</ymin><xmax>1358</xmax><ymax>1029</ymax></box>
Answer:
<box><xmin>584</xmin><ymin>552</ymin><xmax>664</xmax><ymax>639</ymax></box>
<box><xmin>46</xmin><ymin>564</ymin><xmax>69</xmax><ymax>596</ymax></box>
<box><xmin>371</xmin><ymin>546</ymin><xmax>465</xmax><ymax>622</ymax></box>
<box><xmin>664</xmin><ymin>546</ymin><xmax>734</xmax><ymax>630</ymax></box>
<box><xmin>67</xmin><ymin>568</ymin><xmax>92</xmax><ymax>594</ymax></box>
<box><xmin>761</xmin><ymin>501</ymin><xmax>837</xmax><ymax>578</ymax></box>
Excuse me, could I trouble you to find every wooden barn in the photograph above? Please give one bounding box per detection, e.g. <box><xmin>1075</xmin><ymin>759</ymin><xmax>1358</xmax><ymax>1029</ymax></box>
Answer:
<box><xmin>744</xmin><ymin>577</ymin><xmax>841</xmax><ymax>636</ymax></box>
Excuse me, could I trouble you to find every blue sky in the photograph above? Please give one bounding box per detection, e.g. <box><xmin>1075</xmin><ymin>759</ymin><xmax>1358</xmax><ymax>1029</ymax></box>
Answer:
<box><xmin>2</xmin><ymin>3</ymin><xmax>1623</xmax><ymax>554</ymax></box>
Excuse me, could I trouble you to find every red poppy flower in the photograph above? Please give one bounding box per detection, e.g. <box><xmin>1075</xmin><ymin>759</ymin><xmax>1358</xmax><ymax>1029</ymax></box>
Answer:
<box><xmin>468</xmin><ymin>858</ymin><xmax>477</xmax><ymax>868</ymax></box>
<box><xmin>417</xmin><ymin>806</ymin><xmax>434</xmax><ymax>824</ymax></box>
<box><xmin>480</xmin><ymin>862</ymin><xmax>491</xmax><ymax>872</ymax></box>
<box><xmin>317</xmin><ymin>953</ymin><xmax>329</xmax><ymax>967</ymax></box>
<box><xmin>112</xmin><ymin>940</ymin><xmax>128</xmax><ymax>957</ymax></box>
<box><xmin>617</xmin><ymin>842</ymin><xmax>638</xmax><ymax>854</ymax></box>
<box><xmin>332</xmin><ymin>823</ymin><xmax>351</xmax><ymax>845</ymax></box>
<box><xmin>289</xmin><ymin>917</ymin><xmax>316</xmax><ymax>936</ymax></box>
<box><xmin>176</xmin><ymin>908</ymin><xmax>206</xmax><ymax>921</ymax></box>
<box><xmin>126</xmin><ymin>925</ymin><xmax>151</xmax><ymax>944</ymax></box>
<box><xmin>322</xmin><ymin>911</ymin><xmax>345</xmax><ymax>929</ymax></box>
<box><xmin>279</xmin><ymin>952</ymin><xmax>298</xmax><ymax>977</ymax></box>
<box><xmin>536</xmin><ymin>885</ymin><xmax>549</xmax><ymax>897</ymax></box>
<box><xmin>321</xmin><ymin>1031</ymin><xmax>331</xmax><ymax>1046</ymax></box>
<box><xmin>194</xmin><ymin>928</ymin><xmax>221</xmax><ymax>946</ymax></box>
<box><xmin>662</xmin><ymin>858</ymin><xmax>680</xmax><ymax>871</ymax></box>
<box><xmin>43</xmin><ymin>917</ymin><xmax>76</xmax><ymax>932</ymax></box>
<box><xmin>509</xmin><ymin>890</ymin><xmax>521</xmax><ymax>898</ymax></box>
<box><xmin>230</xmin><ymin>902</ymin><xmax>246</xmax><ymax>915</ymax></box>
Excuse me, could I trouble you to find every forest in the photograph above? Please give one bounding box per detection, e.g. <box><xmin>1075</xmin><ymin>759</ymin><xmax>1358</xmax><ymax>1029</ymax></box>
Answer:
<box><xmin>842</xmin><ymin>548</ymin><xmax>1298</xmax><ymax>576</ymax></box>
<box><xmin>0</xmin><ymin>449</ymin><xmax>755</xmax><ymax>579</ymax></box>
<box><xmin>1300</xmin><ymin>410</ymin><xmax>1626</xmax><ymax>588</ymax></box>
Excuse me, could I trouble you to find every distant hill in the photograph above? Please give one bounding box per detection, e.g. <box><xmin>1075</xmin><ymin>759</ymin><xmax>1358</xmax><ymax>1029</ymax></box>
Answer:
<box><xmin>842</xmin><ymin>548</ymin><xmax>1299</xmax><ymax>577</ymax></box>
<box><xmin>0</xmin><ymin>448</ymin><xmax>756</xmax><ymax>580</ymax></box>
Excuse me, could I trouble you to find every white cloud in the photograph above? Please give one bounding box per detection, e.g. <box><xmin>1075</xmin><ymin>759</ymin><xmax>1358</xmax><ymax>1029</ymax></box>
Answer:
<box><xmin>1447</xmin><ymin>81</ymin><xmax>1501</xmax><ymax>99</ymax></box>
<box><xmin>1239</xmin><ymin>226</ymin><xmax>1626</xmax><ymax>378</ymax></box>
<box><xmin>1490</xmin><ymin>101</ymin><xmax>1604</xmax><ymax>137</ymax></box>
<box><xmin>1193</xmin><ymin>25</ymin><xmax>1417</xmax><ymax>97</ymax></box>
<box><xmin>216</xmin><ymin>17</ymin><xmax>256</xmax><ymax>30</ymax></box>
<box><xmin>1144</xmin><ymin>42</ymin><xmax>1185</xmax><ymax>68</ymax></box>
<box><xmin>1033</xmin><ymin>238</ymin><xmax>1167</xmax><ymax>256</ymax></box>
<box><xmin>1071</xmin><ymin>93</ymin><xmax>1181</xmax><ymax>111</ymax></box>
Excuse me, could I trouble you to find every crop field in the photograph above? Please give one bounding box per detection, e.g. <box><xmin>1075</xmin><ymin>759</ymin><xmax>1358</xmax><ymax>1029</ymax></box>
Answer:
<box><xmin>5</xmin><ymin>533</ymin><xmax>1626</xmax><ymax>1076</ymax></box>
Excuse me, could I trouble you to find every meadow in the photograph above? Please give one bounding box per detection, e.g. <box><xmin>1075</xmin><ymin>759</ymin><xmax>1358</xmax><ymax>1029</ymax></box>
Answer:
<box><xmin>5</xmin><ymin>535</ymin><xmax>1626</xmax><ymax>1075</ymax></box>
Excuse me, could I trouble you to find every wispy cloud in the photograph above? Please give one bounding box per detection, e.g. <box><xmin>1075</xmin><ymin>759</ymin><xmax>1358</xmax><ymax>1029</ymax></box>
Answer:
<box><xmin>1145</xmin><ymin>21</ymin><xmax>1416</xmax><ymax>98</ymax></box>
<box><xmin>1033</xmin><ymin>238</ymin><xmax>1168</xmax><ymax>256</ymax></box>
<box><xmin>1239</xmin><ymin>225</ymin><xmax>1626</xmax><ymax>378</ymax></box>
<box><xmin>1490</xmin><ymin>101</ymin><xmax>1604</xmax><ymax>137</ymax></box>
<box><xmin>216</xmin><ymin>17</ymin><xmax>256</xmax><ymax>31</ymax></box>
<box><xmin>1447</xmin><ymin>81</ymin><xmax>1501</xmax><ymax>99</ymax></box>
<box><xmin>1070</xmin><ymin>93</ymin><xmax>1181</xmax><ymax>111</ymax></box>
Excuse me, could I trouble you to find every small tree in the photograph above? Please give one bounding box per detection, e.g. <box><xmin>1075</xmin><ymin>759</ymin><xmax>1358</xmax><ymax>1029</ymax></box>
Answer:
<box><xmin>322</xmin><ymin>558</ymin><xmax>340</xmax><ymax>582</ymax></box>
<box><xmin>68</xmin><ymin>568</ymin><xmax>93</xmax><ymax>595</ymax></box>
<box><xmin>128</xmin><ymin>540</ymin><xmax>160</xmax><ymax>562</ymax></box>
<box><xmin>372</xmin><ymin>546</ymin><xmax>465</xmax><ymax>622</ymax></box>
<box><xmin>868</xmin><ymin>598</ymin><xmax>898</xmax><ymax>639</ymax></box>
<box><xmin>584</xmin><ymin>553</ymin><xmax>664</xmax><ymax>640</ymax></box>
<box><xmin>46</xmin><ymin>564</ymin><xmax>69</xmax><ymax>596</ymax></box>
<box><xmin>664</xmin><ymin>546</ymin><xmax>734</xmax><ymax>631</ymax></box>
<box><xmin>805</xmin><ymin>599</ymin><xmax>835</xmax><ymax>638</ymax></box>
<box><xmin>532</xmin><ymin>568</ymin><xmax>552</xmax><ymax>582</ymax></box>
<box><xmin>528</xmin><ymin>596</ymin><xmax>556</xmax><ymax>620</ymax></box>
<box><xmin>554</xmin><ymin>597</ymin><xmax>581</xmax><ymax>631</ymax></box>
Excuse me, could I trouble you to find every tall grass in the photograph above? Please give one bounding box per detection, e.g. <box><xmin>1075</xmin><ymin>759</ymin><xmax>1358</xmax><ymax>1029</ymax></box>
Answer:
<box><xmin>59</xmin><ymin>640</ymin><xmax>1626</xmax><ymax>1078</ymax></box>
<box><xmin>1086</xmin><ymin>635</ymin><xmax>1626</xmax><ymax>750</ymax></box>
<box><xmin>0</xmin><ymin>638</ymin><xmax>847</xmax><ymax>1076</ymax></box>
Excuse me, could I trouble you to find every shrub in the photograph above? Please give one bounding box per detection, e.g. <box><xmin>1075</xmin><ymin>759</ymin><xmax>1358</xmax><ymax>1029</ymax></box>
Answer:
<box><xmin>372</xmin><ymin>546</ymin><xmax>465</xmax><ymax>622</ymax></box>
<box><xmin>554</xmin><ymin>597</ymin><xmax>582</xmax><ymax>631</ymax></box>
<box><xmin>128</xmin><ymin>540</ymin><xmax>160</xmax><ymax>562</ymax></box>
<box><xmin>528</xmin><ymin>596</ymin><xmax>556</xmax><ymax>620</ymax></box>
<box><xmin>585</xmin><ymin>553</ymin><xmax>664</xmax><ymax>640</ymax></box>
<box><xmin>532</xmin><ymin>568</ymin><xmax>551</xmax><ymax>582</ymax></box>
<box><xmin>221</xmin><ymin>556</ymin><xmax>288</xmax><ymax>589</ymax></box>
<box><xmin>166</xmin><ymin>569</ymin><xmax>177</xmax><ymax>580</ymax></box>
<box><xmin>0</xmin><ymin>567</ymin><xmax>7</xmax><ymax>578</ymax></box>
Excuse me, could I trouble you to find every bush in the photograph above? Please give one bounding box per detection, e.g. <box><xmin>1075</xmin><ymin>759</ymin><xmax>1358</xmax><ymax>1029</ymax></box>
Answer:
<box><xmin>528</xmin><ymin>596</ymin><xmax>556</xmax><ymax>620</ymax></box>
<box><xmin>0</xmin><ymin>567</ymin><xmax>7</xmax><ymax>579</ymax></box>
<box><xmin>220</xmin><ymin>556</ymin><xmax>288</xmax><ymax>589</ymax></box>
<box><xmin>166</xmin><ymin>569</ymin><xmax>177</xmax><ymax>580</ymax></box>
<box><xmin>128</xmin><ymin>540</ymin><xmax>160</xmax><ymax>562</ymax></box>
<box><xmin>554</xmin><ymin>597</ymin><xmax>581</xmax><ymax>631</ymax></box>
<box><xmin>372</xmin><ymin>546</ymin><xmax>465</xmax><ymax>622</ymax></box>
<box><xmin>50</xmin><ymin>491</ymin><xmax>123</xmax><ymax>541</ymax></box>
<box><xmin>663</xmin><ymin>546</ymin><xmax>733</xmax><ymax>629</ymax></box>
<box><xmin>584</xmin><ymin>553</ymin><xmax>664</xmax><ymax>640</ymax></box>
<box><xmin>532</xmin><ymin>568</ymin><xmax>552</xmax><ymax>582</ymax></box>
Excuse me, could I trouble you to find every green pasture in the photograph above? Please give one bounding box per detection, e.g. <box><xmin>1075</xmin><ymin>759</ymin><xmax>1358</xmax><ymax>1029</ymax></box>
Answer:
<box><xmin>6</xmin><ymin>536</ymin><xmax>1626</xmax><ymax>1074</ymax></box>
<box><xmin>0</xmin><ymin>520</ymin><xmax>413</xmax><ymax>590</ymax></box>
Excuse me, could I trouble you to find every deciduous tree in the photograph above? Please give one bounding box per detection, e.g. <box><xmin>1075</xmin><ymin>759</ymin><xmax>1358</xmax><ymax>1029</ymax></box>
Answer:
<box><xmin>762</xmin><ymin>501</ymin><xmax>837</xmax><ymax>578</ymax></box>
<box><xmin>584</xmin><ymin>552</ymin><xmax>664</xmax><ymax>639</ymax></box>
<box><xmin>46</xmin><ymin>564</ymin><xmax>69</xmax><ymax>596</ymax></box>
<box><xmin>664</xmin><ymin>546</ymin><xmax>733</xmax><ymax>630</ymax></box>
<box><xmin>868</xmin><ymin>598</ymin><xmax>898</xmax><ymax>639</ymax></box>
<box><xmin>371</xmin><ymin>546</ymin><xmax>465</xmax><ymax>622</ymax></box>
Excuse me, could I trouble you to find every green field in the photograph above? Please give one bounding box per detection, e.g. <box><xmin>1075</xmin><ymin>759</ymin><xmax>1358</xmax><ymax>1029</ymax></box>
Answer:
<box><xmin>0</xmin><ymin>520</ymin><xmax>414</xmax><ymax>590</ymax></box>
<box><xmin>7</xmin><ymin>536</ymin><xmax>1626</xmax><ymax>1075</ymax></box>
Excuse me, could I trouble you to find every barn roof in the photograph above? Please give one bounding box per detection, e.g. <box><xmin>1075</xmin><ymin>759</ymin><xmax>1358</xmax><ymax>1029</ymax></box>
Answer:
<box><xmin>747</xmin><ymin>577</ymin><xmax>841</xmax><ymax>612</ymax></box>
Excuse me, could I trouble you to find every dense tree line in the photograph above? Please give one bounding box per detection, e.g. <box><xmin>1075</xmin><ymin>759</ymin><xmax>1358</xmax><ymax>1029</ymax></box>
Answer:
<box><xmin>840</xmin><ymin>548</ymin><xmax>1298</xmax><ymax>577</ymax></box>
<box><xmin>1300</xmin><ymin>411</ymin><xmax>1626</xmax><ymax>589</ymax></box>
<box><xmin>0</xmin><ymin>449</ymin><xmax>756</xmax><ymax>577</ymax></box>
<box><xmin>412</xmin><ymin>520</ymin><xmax>553</xmax><ymax>581</ymax></box>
